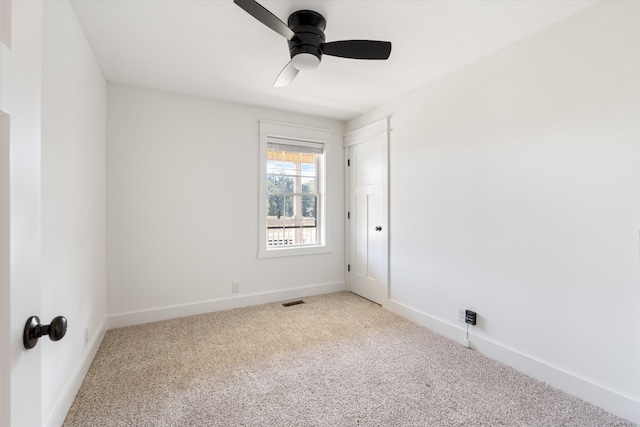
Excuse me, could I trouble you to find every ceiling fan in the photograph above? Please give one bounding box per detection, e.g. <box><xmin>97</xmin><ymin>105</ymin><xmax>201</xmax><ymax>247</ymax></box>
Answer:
<box><xmin>233</xmin><ymin>0</ymin><xmax>392</xmax><ymax>87</ymax></box>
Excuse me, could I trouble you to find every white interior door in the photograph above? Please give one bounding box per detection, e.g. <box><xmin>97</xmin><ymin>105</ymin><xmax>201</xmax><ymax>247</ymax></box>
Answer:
<box><xmin>2</xmin><ymin>2</ymin><xmax>45</xmax><ymax>425</ymax></box>
<box><xmin>0</xmin><ymin>106</ymin><xmax>11</xmax><ymax>427</ymax></box>
<box><xmin>346</xmin><ymin>120</ymin><xmax>388</xmax><ymax>305</ymax></box>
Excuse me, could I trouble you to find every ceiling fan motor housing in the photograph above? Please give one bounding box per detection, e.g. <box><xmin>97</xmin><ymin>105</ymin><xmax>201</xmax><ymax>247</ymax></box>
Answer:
<box><xmin>287</xmin><ymin>10</ymin><xmax>326</xmax><ymax>63</ymax></box>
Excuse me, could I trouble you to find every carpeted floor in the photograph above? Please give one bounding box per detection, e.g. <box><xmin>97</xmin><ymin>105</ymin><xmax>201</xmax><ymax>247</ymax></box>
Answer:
<box><xmin>64</xmin><ymin>292</ymin><xmax>634</xmax><ymax>426</ymax></box>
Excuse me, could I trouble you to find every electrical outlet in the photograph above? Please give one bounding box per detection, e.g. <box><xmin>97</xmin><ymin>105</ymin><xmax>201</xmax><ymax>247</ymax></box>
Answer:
<box><xmin>232</xmin><ymin>281</ymin><xmax>240</xmax><ymax>293</ymax></box>
<box><xmin>465</xmin><ymin>310</ymin><xmax>477</xmax><ymax>325</ymax></box>
<box><xmin>457</xmin><ymin>307</ymin><xmax>466</xmax><ymax>323</ymax></box>
<box><xmin>84</xmin><ymin>327</ymin><xmax>89</xmax><ymax>346</ymax></box>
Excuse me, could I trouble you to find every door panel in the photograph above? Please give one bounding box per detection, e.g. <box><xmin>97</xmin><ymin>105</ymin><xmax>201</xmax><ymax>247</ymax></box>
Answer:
<box><xmin>354</xmin><ymin>143</ymin><xmax>378</xmax><ymax>187</ymax></box>
<box><xmin>347</xmin><ymin>126</ymin><xmax>388</xmax><ymax>305</ymax></box>
<box><xmin>5</xmin><ymin>2</ymin><xmax>44</xmax><ymax>425</ymax></box>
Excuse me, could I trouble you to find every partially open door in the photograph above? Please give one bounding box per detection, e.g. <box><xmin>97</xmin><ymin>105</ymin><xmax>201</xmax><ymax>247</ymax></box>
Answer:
<box><xmin>2</xmin><ymin>2</ymin><xmax>45</xmax><ymax>425</ymax></box>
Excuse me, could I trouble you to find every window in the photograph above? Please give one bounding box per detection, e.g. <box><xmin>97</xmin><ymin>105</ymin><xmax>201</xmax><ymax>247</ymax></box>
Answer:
<box><xmin>266</xmin><ymin>140</ymin><xmax>322</xmax><ymax>247</ymax></box>
<box><xmin>259</xmin><ymin>121</ymin><xmax>332</xmax><ymax>258</ymax></box>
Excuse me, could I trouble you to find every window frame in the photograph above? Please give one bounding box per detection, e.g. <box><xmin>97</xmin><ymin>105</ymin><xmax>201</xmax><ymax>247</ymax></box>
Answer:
<box><xmin>258</xmin><ymin>121</ymin><xmax>333</xmax><ymax>258</ymax></box>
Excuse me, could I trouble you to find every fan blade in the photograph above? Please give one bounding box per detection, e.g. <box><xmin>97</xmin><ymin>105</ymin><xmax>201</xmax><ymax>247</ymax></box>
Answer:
<box><xmin>274</xmin><ymin>61</ymin><xmax>299</xmax><ymax>87</ymax></box>
<box><xmin>323</xmin><ymin>40</ymin><xmax>392</xmax><ymax>60</ymax></box>
<box><xmin>234</xmin><ymin>0</ymin><xmax>295</xmax><ymax>40</ymax></box>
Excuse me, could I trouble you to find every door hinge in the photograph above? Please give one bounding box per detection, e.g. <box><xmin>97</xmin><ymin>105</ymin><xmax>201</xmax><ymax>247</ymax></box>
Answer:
<box><xmin>347</xmin><ymin>159</ymin><xmax>350</xmax><ymax>167</ymax></box>
<box><xmin>347</xmin><ymin>264</ymin><xmax>351</xmax><ymax>272</ymax></box>
<box><xmin>347</xmin><ymin>211</ymin><xmax>350</xmax><ymax>219</ymax></box>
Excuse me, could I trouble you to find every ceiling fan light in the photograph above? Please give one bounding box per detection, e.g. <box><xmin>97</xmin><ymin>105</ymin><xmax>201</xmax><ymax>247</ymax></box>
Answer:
<box><xmin>291</xmin><ymin>53</ymin><xmax>320</xmax><ymax>71</ymax></box>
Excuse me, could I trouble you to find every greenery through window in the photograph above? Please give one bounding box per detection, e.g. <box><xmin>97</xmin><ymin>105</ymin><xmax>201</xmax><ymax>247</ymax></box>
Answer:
<box><xmin>266</xmin><ymin>140</ymin><xmax>323</xmax><ymax>247</ymax></box>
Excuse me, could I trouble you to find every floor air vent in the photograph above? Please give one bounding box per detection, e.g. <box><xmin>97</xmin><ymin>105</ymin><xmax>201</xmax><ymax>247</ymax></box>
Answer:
<box><xmin>282</xmin><ymin>300</ymin><xmax>305</xmax><ymax>307</ymax></box>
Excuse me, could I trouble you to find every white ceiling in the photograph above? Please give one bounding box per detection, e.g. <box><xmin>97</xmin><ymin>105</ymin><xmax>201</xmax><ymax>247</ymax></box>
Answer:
<box><xmin>69</xmin><ymin>0</ymin><xmax>597</xmax><ymax>121</ymax></box>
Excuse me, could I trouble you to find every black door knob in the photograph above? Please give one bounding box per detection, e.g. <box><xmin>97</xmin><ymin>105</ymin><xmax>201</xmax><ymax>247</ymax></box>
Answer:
<box><xmin>375</xmin><ymin>226</ymin><xmax>382</xmax><ymax>231</ymax></box>
<box><xmin>23</xmin><ymin>316</ymin><xmax>68</xmax><ymax>349</ymax></box>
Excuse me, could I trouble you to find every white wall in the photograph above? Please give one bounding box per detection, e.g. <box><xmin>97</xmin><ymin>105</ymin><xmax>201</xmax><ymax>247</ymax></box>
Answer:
<box><xmin>41</xmin><ymin>1</ymin><xmax>107</xmax><ymax>425</ymax></box>
<box><xmin>347</xmin><ymin>1</ymin><xmax>640</xmax><ymax>423</ymax></box>
<box><xmin>107</xmin><ymin>85</ymin><xmax>345</xmax><ymax>326</ymax></box>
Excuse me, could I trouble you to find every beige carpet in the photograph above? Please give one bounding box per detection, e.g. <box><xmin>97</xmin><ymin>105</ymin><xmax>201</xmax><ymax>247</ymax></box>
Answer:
<box><xmin>64</xmin><ymin>292</ymin><xmax>634</xmax><ymax>426</ymax></box>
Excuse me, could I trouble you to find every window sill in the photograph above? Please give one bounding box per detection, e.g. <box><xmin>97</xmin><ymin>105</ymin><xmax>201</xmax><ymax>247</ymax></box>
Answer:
<box><xmin>258</xmin><ymin>244</ymin><xmax>330</xmax><ymax>259</ymax></box>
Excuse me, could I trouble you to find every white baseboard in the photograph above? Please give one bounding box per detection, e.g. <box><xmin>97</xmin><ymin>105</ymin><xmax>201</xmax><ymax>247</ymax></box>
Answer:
<box><xmin>384</xmin><ymin>299</ymin><xmax>640</xmax><ymax>425</ymax></box>
<box><xmin>108</xmin><ymin>281</ymin><xmax>347</xmax><ymax>329</ymax></box>
<box><xmin>45</xmin><ymin>316</ymin><xmax>108</xmax><ymax>427</ymax></box>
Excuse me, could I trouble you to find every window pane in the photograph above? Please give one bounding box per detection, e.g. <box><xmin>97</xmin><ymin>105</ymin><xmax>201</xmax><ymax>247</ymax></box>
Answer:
<box><xmin>266</xmin><ymin>175</ymin><xmax>275</xmax><ymax>193</ymax></box>
<box><xmin>302</xmin><ymin>218</ymin><xmax>317</xmax><ymax>244</ymax></box>
<box><xmin>267</xmin><ymin>175</ymin><xmax>294</xmax><ymax>194</ymax></box>
<box><xmin>267</xmin><ymin>158</ymin><xmax>284</xmax><ymax>175</ymax></box>
<box><xmin>302</xmin><ymin>195</ymin><xmax>317</xmax><ymax>218</ymax></box>
<box><xmin>301</xmin><ymin>177</ymin><xmax>316</xmax><ymax>193</ymax></box>
<box><xmin>266</xmin><ymin>195</ymin><xmax>283</xmax><ymax>217</ymax></box>
<box><xmin>265</xmin><ymin>139</ymin><xmax>322</xmax><ymax>248</ymax></box>
<box><xmin>283</xmin><ymin>160</ymin><xmax>297</xmax><ymax>176</ymax></box>
<box><xmin>301</xmin><ymin>162</ymin><xmax>316</xmax><ymax>177</ymax></box>
<box><xmin>284</xmin><ymin>195</ymin><xmax>293</xmax><ymax>218</ymax></box>
<box><xmin>266</xmin><ymin>195</ymin><xmax>294</xmax><ymax>217</ymax></box>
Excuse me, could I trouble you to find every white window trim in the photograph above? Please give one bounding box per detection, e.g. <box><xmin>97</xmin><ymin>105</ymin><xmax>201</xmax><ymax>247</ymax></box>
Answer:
<box><xmin>259</xmin><ymin>121</ymin><xmax>333</xmax><ymax>258</ymax></box>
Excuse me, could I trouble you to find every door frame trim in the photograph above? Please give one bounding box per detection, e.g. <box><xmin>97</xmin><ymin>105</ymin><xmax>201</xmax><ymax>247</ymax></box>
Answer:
<box><xmin>344</xmin><ymin>118</ymin><xmax>390</xmax><ymax>147</ymax></box>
